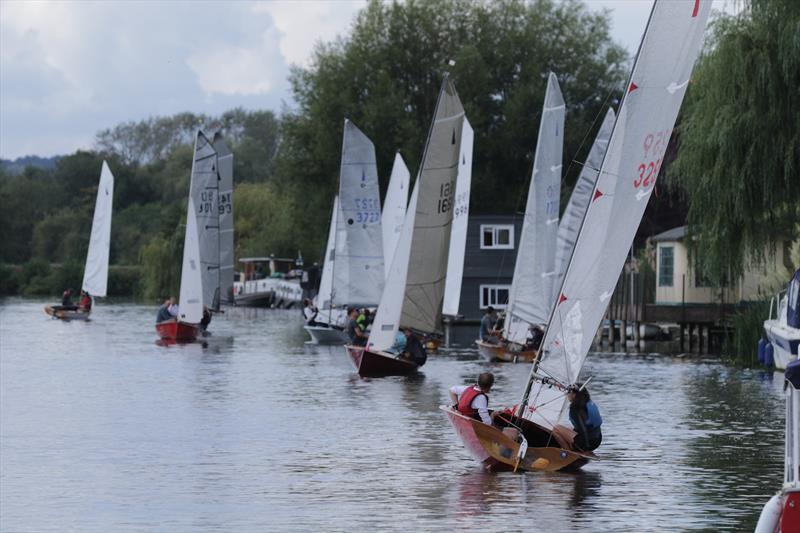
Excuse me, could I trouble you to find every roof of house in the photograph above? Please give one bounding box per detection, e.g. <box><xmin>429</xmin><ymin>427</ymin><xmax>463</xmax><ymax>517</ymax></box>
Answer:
<box><xmin>651</xmin><ymin>225</ymin><xmax>687</xmax><ymax>243</ymax></box>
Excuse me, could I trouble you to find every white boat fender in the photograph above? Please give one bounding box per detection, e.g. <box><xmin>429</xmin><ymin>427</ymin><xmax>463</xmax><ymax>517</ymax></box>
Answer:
<box><xmin>754</xmin><ymin>494</ymin><xmax>782</xmax><ymax>533</ymax></box>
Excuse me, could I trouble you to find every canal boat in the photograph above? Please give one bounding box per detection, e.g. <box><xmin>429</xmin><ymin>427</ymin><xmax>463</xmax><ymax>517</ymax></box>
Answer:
<box><xmin>347</xmin><ymin>74</ymin><xmax>466</xmax><ymax>377</ymax></box>
<box><xmin>234</xmin><ymin>257</ymin><xmax>303</xmax><ymax>308</ymax></box>
<box><xmin>306</xmin><ymin>120</ymin><xmax>385</xmax><ymax>344</ymax></box>
<box><xmin>446</xmin><ymin>0</ymin><xmax>712</xmax><ymax>472</ymax></box>
<box><xmin>44</xmin><ymin>161</ymin><xmax>114</xmax><ymax>321</ymax></box>
<box><xmin>763</xmin><ymin>269</ymin><xmax>800</xmax><ymax>370</ymax></box>
<box><xmin>754</xmin><ymin>355</ymin><xmax>800</xmax><ymax>532</ymax></box>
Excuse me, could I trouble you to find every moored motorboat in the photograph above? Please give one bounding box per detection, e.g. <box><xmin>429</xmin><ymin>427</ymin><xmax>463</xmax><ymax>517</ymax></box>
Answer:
<box><xmin>345</xmin><ymin>344</ymin><xmax>419</xmax><ymax>378</ymax></box>
<box><xmin>763</xmin><ymin>269</ymin><xmax>800</xmax><ymax>370</ymax></box>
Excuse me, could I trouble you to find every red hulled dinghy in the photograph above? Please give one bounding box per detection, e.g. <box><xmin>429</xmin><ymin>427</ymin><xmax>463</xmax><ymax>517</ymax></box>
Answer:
<box><xmin>156</xmin><ymin>319</ymin><xmax>199</xmax><ymax>343</ymax></box>
<box><xmin>345</xmin><ymin>345</ymin><xmax>419</xmax><ymax>378</ymax></box>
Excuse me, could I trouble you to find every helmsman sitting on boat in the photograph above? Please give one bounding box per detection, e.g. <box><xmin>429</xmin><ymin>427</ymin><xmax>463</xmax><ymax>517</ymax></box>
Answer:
<box><xmin>60</xmin><ymin>288</ymin><xmax>78</xmax><ymax>311</ymax></box>
<box><xmin>479</xmin><ymin>307</ymin><xmax>500</xmax><ymax>344</ymax></box>
<box><xmin>156</xmin><ymin>297</ymin><xmax>178</xmax><ymax>323</ymax></box>
<box><xmin>302</xmin><ymin>299</ymin><xmax>318</xmax><ymax>326</ymax></box>
<box><xmin>78</xmin><ymin>291</ymin><xmax>92</xmax><ymax>313</ymax></box>
<box><xmin>396</xmin><ymin>328</ymin><xmax>427</xmax><ymax>367</ymax></box>
<box><xmin>346</xmin><ymin>307</ymin><xmax>368</xmax><ymax>346</ymax></box>
<box><xmin>568</xmin><ymin>384</ymin><xmax>602</xmax><ymax>451</ymax></box>
<box><xmin>449</xmin><ymin>372</ymin><xmax>497</xmax><ymax>425</ymax></box>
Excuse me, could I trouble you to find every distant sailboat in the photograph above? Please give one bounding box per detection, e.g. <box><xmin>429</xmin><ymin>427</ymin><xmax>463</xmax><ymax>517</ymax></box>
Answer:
<box><xmin>346</xmin><ymin>75</ymin><xmax>465</xmax><ymax>377</ymax></box>
<box><xmin>476</xmin><ymin>73</ymin><xmax>564</xmax><ymax>362</ymax></box>
<box><xmin>45</xmin><ymin>161</ymin><xmax>114</xmax><ymax>320</ymax></box>
<box><xmin>442</xmin><ymin>118</ymin><xmax>474</xmax><ymax>319</ymax></box>
<box><xmin>446</xmin><ymin>0</ymin><xmax>712</xmax><ymax>471</ymax></box>
<box><xmin>305</xmin><ymin>120</ymin><xmax>384</xmax><ymax>344</ymax></box>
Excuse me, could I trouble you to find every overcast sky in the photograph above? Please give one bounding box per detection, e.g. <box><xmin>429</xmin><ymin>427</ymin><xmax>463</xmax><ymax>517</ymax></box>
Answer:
<box><xmin>0</xmin><ymin>0</ymin><xmax>736</xmax><ymax>159</ymax></box>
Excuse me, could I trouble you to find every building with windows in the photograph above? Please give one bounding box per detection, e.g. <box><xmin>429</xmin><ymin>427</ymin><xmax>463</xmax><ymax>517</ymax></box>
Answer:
<box><xmin>451</xmin><ymin>214</ymin><xmax>523</xmax><ymax>321</ymax></box>
<box><xmin>652</xmin><ymin>225</ymin><xmax>793</xmax><ymax>305</ymax></box>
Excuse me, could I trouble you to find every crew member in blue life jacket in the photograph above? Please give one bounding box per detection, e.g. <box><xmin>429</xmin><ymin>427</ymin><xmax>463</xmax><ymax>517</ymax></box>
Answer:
<box><xmin>449</xmin><ymin>372</ymin><xmax>497</xmax><ymax>425</ymax></box>
<box><xmin>568</xmin><ymin>384</ymin><xmax>602</xmax><ymax>451</ymax></box>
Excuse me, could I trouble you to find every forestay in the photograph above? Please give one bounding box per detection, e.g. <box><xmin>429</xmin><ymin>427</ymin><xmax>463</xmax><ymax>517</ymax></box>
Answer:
<box><xmin>521</xmin><ymin>0</ymin><xmax>713</xmax><ymax>429</ymax></box>
<box><xmin>213</xmin><ymin>134</ymin><xmax>235</xmax><ymax>307</ymax></box>
<box><xmin>369</xmin><ymin>76</ymin><xmax>465</xmax><ymax>350</ymax></box>
<box><xmin>178</xmin><ymin>196</ymin><xmax>204</xmax><ymax>324</ymax></box>
<box><xmin>81</xmin><ymin>161</ymin><xmax>114</xmax><ymax>298</ymax></box>
<box><xmin>552</xmin><ymin>108</ymin><xmax>615</xmax><ymax>301</ymax></box>
<box><xmin>189</xmin><ymin>131</ymin><xmax>221</xmax><ymax>310</ymax></box>
<box><xmin>381</xmin><ymin>153</ymin><xmax>410</xmax><ymax>280</ymax></box>
<box><xmin>442</xmin><ymin>117</ymin><xmax>474</xmax><ymax>317</ymax></box>
<box><xmin>504</xmin><ymin>73</ymin><xmax>564</xmax><ymax>345</ymax></box>
<box><xmin>332</xmin><ymin>120</ymin><xmax>385</xmax><ymax>307</ymax></box>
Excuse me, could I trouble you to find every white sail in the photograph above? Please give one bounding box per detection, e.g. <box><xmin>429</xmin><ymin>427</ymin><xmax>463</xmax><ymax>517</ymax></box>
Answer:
<box><xmin>317</xmin><ymin>195</ymin><xmax>339</xmax><ymax>317</ymax></box>
<box><xmin>552</xmin><ymin>108</ymin><xmax>615</xmax><ymax>301</ymax></box>
<box><xmin>188</xmin><ymin>130</ymin><xmax>221</xmax><ymax>310</ymax></box>
<box><xmin>522</xmin><ymin>0</ymin><xmax>712</xmax><ymax>429</ymax></box>
<box><xmin>332</xmin><ymin>120</ymin><xmax>385</xmax><ymax>307</ymax></box>
<box><xmin>369</xmin><ymin>76</ymin><xmax>465</xmax><ymax>350</ymax></box>
<box><xmin>178</xmin><ymin>196</ymin><xmax>204</xmax><ymax>324</ymax></box>
<box><xmin>368</xmin><ymin>179</ymin><xmax>420</xmax><ymax>350</ymax></box>
<box><xmin>442</xmin><ymin>117</ymin><xmax>474</xmax><ymax>316</ymax></box>
<box><xmin>81</xmin><ymin>161</ymin><xmax>114</xmax><ymax>298</ymax></box>
<box><xmin>213</xmin><ymin>133</ymin><xmax>235</xmax><ymax>306</ymax></box>
<box><xmin>504</xmin><ymin>73</ymin><xmax>565</xmax><ymax>345</ymax></box>
<box><xmin>381</xmin><ymin>153</ymin><xmax>410</xmax><ymax>279</ymax></box>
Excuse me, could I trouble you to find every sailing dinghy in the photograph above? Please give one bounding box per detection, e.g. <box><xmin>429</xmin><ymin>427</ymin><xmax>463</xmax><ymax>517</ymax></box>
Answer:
<box><xmin>345</xmin><ymin>75</ymin><xmax>465</xmax><ymax>377</ymax></box>
<box><xmin>447</xmin><ymin>0</ymin><xmax>712</xmax><ymax>471</ymax></box>
<box><xmin>305</xmin><ymin>120</ymin><xmax>384</xmax><ymax>344</ymax></box>
<box><xmin>45</xmin><ymin>161</ymin><xmax>114</xmax><ymax>320</ymax></box>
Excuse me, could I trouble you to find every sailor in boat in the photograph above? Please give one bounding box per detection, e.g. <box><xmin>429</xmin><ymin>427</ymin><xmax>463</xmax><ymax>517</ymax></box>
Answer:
<box><xmin>396</xmin><ymin>328</ymin><xmax>427</xmax><ymax>367</ymax></box>
<box><xmin>199</xmin><ymin>305</ymin><xmax>212</xmax><ymax>332</ymax></box>
<box><xmin>479</xmin><ymin>307</ymin><xmax>500</xmax><ymax>344</ymax></box>
<box><xmin>302</xmin><ymin>298</ymin><xmax>318</xmax><ymax>326</ymax></box>
<box><xmin>156</xmin><ymin>297</ymin><xmax>177</xmax><ymax>323</ymax></box>
<box><xmin>78</xmin><ymin>291</ymin><xmax>92</xmax><ymax>313</ymax></box>
<box><xmin>567</xmin><ymin>384</ymin><xmax>603</xmax><ymax>452</ymax></box>
<box><xmin>523</xmin><ymin>325</ymin><xmax>545</xmax><ymax>352</ymax></box>
<box><xmin>59</xmin><ymin>288</ymin><xmax>78</xmax><ymax>311</ymax></box>
<box><xmin>449</xmin><ymin>372</ymin><xmax>498</xmax><ymax>425</ymax></box>
<box><xmin>356</xmin><ymin>308</ymin><xmax>372</xmax><ymax>332</ymax></box>
<box><xmin>345</xmin><ymin>307</ymin><xmax>368</xmax><ymax>346</ymax></box>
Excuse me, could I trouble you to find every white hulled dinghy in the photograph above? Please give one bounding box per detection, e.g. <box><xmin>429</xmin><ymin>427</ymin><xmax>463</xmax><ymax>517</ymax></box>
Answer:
<box><xmin>447</xmin><ymin>0</ymin><xmax>712</xmax><ymax>471</ymax></box>
<box><xmin>45</xmin><ymin>161</ymin><xmax>114</xmax><ymax>320</ymax></box>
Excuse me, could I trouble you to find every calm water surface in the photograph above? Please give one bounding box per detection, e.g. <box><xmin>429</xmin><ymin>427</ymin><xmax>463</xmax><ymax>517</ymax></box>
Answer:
<box><xmin>0</xmin><ymin>300</ymin><xmax>785</xmax><ymax>532</ymax></box>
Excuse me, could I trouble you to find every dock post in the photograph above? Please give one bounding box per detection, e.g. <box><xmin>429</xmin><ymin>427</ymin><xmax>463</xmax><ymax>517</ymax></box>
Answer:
<box><xmin>621</xmin><ymin>320</ymin><xmax>628</xmax><ymax>350</ymax></box>
<box><xmin>444</xmin><ymin>319</ymin><xmax>451</xmax><ymax>348</ymax></box>
<box><xmin>633</xmin><ymin>321</ymin><xmax>641</xmax><ymax>345</ymax></box>
<box><xmin>679</xmin><ymin>323</ymin><xmax>685</xmax><ymax>352</ymax></box>
<box><xmin>688</xmin><ymin>323</ymin><xmax>694</xmax><ymax>352</ymax></box>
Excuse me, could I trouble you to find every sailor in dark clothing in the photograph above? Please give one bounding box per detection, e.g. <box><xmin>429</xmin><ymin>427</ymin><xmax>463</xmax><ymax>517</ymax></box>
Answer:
<box><xmin>156</xmin><ymin>298</ymin><xmax>175</xmax><ymax>323</ymax></box>
<box><xmin>398</xmin><ymin>328</ymin><xmax>427</xmax><ymax>366</ymax></box>
<box><xmin>524</xmin><ymin>325</ymin><xmax>545</xmax><ymax>351</ymax></box>
<box><xmin>200</xmin><ymin>305</ymin><xmax>212</xmax><ymax>331</ymax></box>
<box><xmin>568</xmin><ymin>384</ymin><xmax>603</xmax><ymax>452</ymax></box>
<box><xmin>60</xmin><ymin>289</ymin><xmax>78</xmax><ymax>311</ymax></box>
<box><xmin>345</xmin><ymin>307</ymin><xmax>368</xmax><ymax>346</ymax></box>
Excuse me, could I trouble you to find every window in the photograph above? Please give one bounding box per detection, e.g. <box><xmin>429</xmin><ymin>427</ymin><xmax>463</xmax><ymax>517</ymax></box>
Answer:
<box><xmin>480</xmin><ymin>224</ymin><xmax>514</xmax><ymax>249</ymax></box>
<box><xmin>658</xmin><ymin>246</ymin><xmax>674</xmax><ymax>287</ymax></box>
<box><xmin>480</xmin><ymin>285</ymin><xmax>510</xmax><ymax>309</ymax></box>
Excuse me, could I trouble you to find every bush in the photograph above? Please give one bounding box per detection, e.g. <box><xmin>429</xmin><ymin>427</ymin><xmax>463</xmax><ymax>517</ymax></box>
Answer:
<box><xmin>108</xmin><ymin>266</ymin><xmax>141</xmax><ymax>297</ymax></box>
<box><xmin>722</xmin><ymin>299</ymin><xmax>771</xmax><ymax>367</ymax></box>
<box><xmin>0</xmin><ymin>264</ymin><xmax>20</xmax><ymax>294</ymax></box>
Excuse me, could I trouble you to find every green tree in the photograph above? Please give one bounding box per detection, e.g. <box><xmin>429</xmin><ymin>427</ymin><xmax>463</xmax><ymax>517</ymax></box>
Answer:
<box><xmin>669</xmin><ymin>0</ymin><xmax>800</xmax><ymax>283</ymax></box>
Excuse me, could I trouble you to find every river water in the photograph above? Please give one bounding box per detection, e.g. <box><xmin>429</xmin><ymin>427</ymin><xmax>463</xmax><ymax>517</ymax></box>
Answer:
<box><xmin>0</xmin><ymin>300</ymin><xmax>786</xmax><ymax>532</ymax></box>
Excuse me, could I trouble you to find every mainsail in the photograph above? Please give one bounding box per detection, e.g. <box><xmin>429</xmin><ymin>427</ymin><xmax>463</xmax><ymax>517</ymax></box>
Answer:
<box><xmin>442</xmin><ymin>117</ymin><xmax>474</xmax><ymax>317</ymax></box>
<box><xmin>369</xmin><ymin>76</ymin><xmax>465</xmax><ymax>350</ymax></box>
<box><xmin>317</xmin><ymin>195</ymin><xmax>339</xmax><ymax>319</ymax></box>
<box><xmin>178</xmin><ymin>196</ymin><xmax>204</xmax><ymax>324</ymax></box>
<box><xmin>520</xmin><ymin>0</ymin><xmax>712</xmax><ymax>429</ymax></box>
<box><xmin>213</xmin><ymin>133</ymin><xmax>235</xmax><ymax>306</ymax></box>
<box><xmin>81</xmin><ymin>161</ymin><xmax>114</xmax><ymax>298</ymax></box>
<box><xmin>504</xmin><ymin>72</ymin><xmax>565</xmax><ymax>345</ymax></box>
<box><xmin>188</xmin><ymin>130</ymin><xmax>221</xmax><ymax>310</ymax></box>
<box><xmin>381</xmin><ymin>153</ymin><xmax>410</xmax><ymax>280</ymax></box>
<box><xmin>551</xmin><ymin>108</ymin><xmax>615</xmax><ymax>301</ymax></box>
<box><xmin>332</xmin><ymin>120</ymin><xmax>385</xmax><ymax>307</ymax></box>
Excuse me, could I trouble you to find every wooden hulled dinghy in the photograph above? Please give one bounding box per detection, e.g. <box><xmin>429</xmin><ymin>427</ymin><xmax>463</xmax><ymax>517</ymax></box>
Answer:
<box><xmin>44</xmin><ymin>306</ymin><xmax>91</xmax><ymax>321</ymax></box>
<box><xmin>155</xmin><ymin>319</ymin><xmax>199</xmax><ymax>342</ymax></box>
<box><xmin>345</xmin><ymin>344</ymin><xmax>419</xmax><ymax>378</ymax></box>
<box><xmin>475</xmin><ymin>339</ymin><xmax>536</xmax><ymax>363</ymax></box>
<box><xmin>442</xmin><ymin>407</ymin><xmax>592</xmax><ymax>472</ymax></box>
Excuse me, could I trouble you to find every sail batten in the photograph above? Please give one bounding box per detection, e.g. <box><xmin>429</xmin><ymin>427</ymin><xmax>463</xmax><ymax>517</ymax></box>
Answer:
<box><xmin>81</xmin><ymin>161</ymin><xmax>114</xmax><ymax>298</ymax></box>
<box><xmin>521</xmin><ymin>0</ymin><xmax>712</xmax><ymax>429</ymax></box>
<box><xmin>504</xmin><ymin>72</ymin><xmax>565</xmax><ymax>345</ymax></box>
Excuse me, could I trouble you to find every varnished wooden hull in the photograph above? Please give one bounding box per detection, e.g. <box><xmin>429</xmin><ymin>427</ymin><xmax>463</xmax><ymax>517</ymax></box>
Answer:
<box><xmin>475</xmin><ymin>339</ymin><xmax>536</xmax><ymax>363</ymax></box>
<box><xmin>345</xmin><ymin>345</ymin><xmax>419</xmax><ymax>378</ymax></box>
<box><xmin>443</xmin><ymin>407</ymin><xmax>592</xmax><ymax>472</ymax></box>
<box><xmin>156</xmin><ymin>320</ymin><xmax>199</xmax><ymax>342</ymax></box>
<box><xmin>44</xmin><ymin>305</ymin><xmax>91</xmax><ymax>321</ymax></box>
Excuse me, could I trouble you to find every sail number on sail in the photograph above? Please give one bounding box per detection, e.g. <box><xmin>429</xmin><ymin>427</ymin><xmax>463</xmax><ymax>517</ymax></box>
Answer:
<box><xmin>197</xmin><ymin>191</ymin><xmax>217</xmax><ymax>214</ymax></box>
<box><xmin>634</xmin><ymin>129</ymin><xmax>671</xmax><ymax>189</ymax></box>
<box><xmin>452</xmin><ymin>191</ymin><xmax>469</xmax><ymax>219</ymax></box>
<box><xmin>437</xmin><ymin>180</ymin><xmax>456</xmax><ymax>214</ymax></box>
<box><xmin>218</xmin><ymin>192</ymin><xmax>232</xmax><ymax>214</ymax></box>
<box><xmin>353</xmin><ymin>197</ymin><xmax>380</xmax><ymax>224</ymax></box>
